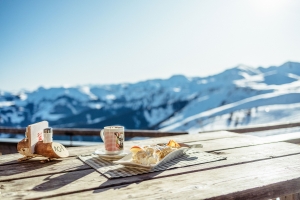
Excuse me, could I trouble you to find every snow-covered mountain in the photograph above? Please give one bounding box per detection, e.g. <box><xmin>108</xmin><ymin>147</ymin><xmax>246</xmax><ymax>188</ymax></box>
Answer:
<box><xmin>1</xmin><ymin>61</ymin><xmax>300</xmax><ymax>134</ymax></box>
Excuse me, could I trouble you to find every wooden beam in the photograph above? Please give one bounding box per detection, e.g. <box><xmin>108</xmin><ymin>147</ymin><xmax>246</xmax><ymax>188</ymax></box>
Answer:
<box><xmin>199</xmin><ymin>121</ymin><xmax>300</xmax><ymax>134</ymax></box>
<box><xmin>264</xmin><ymin>132</ymin><xmax>300</xmax><ymax>144</ymax></box>
<box><xmin>2</xmin><ymin>121</ymin><xmax>300</xmax><ymax>138</ymax></box>
<box><xmin>0</xmin><ymin>127</ymin><xmax>188</xmax><ymax>137</ymax></box>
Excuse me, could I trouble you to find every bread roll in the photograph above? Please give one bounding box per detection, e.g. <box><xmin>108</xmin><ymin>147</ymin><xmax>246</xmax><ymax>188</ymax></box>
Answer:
<box><xmin>35</xmin><ymin>141</ymin><xmax>69</xmax><ymax>158</ymax></box>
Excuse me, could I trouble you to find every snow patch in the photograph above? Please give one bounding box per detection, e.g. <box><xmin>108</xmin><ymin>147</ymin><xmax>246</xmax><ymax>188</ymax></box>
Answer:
<box><xmin>86</xmin><ymin>114</ymin><xmax>105</xmax><ymax>124</ymax></box>
<box><xmin>89</xmin><ymin>103</ymin><xmax>102</xmax><ymax>109</ymax></box>
<box><xmin>160</xmin><ymin>91</ymin><xmax>300</xmax><ymax>131</ymax></box>
<box><xmin>198</xmin><ymin>79</ymin><xmax>208</xmax><ymax>84</ymax></box>
<box><xmin>106</xmin><ymin>94</ymin><xmax>116</xmax><ymax>100</ymax></box>
<box><xmin>144</xmin><ymin>105</ymin><xmax>174</xmax><ymax>127</ymax></box>
<box><xmin>19</xmin><ymin>93</ymin><xmax>27</xmax><ymax>100</ymax></box>
<box><xmin>80</xmin><ymin>86</ymin><xmax>98</xmax><ymax>100</ymax></box>
<box><xmin>0</xmin><ymin>101</ymin><xmax>14</xmax><ymax>107</ymax></box>
<box><xmin>173</xmin><ymin>87</ymin><xmax>181</xmax><ymax>92</ymax></box>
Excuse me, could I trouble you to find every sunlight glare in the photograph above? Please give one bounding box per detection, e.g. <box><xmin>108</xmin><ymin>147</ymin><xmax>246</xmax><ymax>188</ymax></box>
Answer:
<box><xmin>251</xmin><ymin>0</ymin><xmax>287</xmax><ymax>14</ymax></box>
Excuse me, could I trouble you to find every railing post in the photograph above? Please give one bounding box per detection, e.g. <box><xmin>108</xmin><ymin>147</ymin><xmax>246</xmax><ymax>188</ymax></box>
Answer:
<box><xmin>65</xmin><ymin>132</ymin><xmax>73</xmax><ymax>147</ymax></box>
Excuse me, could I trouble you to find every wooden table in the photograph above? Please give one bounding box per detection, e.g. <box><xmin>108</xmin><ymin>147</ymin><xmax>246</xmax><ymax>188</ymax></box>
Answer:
<box><xmin>1</xmin><ymin>131</ymin><xmax>300</xmax><ymax>200</ymax></box>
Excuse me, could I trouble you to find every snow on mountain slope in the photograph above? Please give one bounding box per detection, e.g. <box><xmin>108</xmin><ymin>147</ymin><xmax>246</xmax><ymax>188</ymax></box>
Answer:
<box><xmin>159</xmin><ymin>91</ymin><xmax>300</xmax><ymax>132</ymax></box>
<box><xmin>159</xmin><ymin>61</ymin><xmax>300</xmax><ymax>132</ymax></box>
<box><xmin>0</xmin><ymin>61</ymin><xmax>300</xmax><ymax>132</ymax></box>
<box><xmin>181</xmin><ymin>102</ymin><xmax>300</xmax><ymax>134</ymax></box>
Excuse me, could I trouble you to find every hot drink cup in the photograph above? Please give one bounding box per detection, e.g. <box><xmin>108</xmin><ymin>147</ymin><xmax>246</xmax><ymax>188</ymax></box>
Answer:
<box><xmin>100</xmin><ymin>126</ymin><xmax>124</xmax><ymax>154</ymax></box>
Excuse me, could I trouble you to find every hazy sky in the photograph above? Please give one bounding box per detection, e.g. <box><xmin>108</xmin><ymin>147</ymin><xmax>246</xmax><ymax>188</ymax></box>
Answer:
<box><xmin>1</xmin><ymin>0</ymin><xmax>300</xmax><ymax>91</ymax></box>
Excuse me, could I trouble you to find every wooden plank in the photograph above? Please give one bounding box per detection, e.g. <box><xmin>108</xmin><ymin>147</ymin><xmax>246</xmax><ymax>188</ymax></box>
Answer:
<box><xmin>280</xmin><ymin>195</ymin><xmax>294</xmax><ymax>200</ymax></box>
<box><xmin>292</xmin><ymin>193</ymin><xmax>300</xmax><ymax>200</ymax></box>
<box><xmin>0</xmin><ymin>157</ymin><xmax>91</xmax><ymax>182</ymax></box>
<box><xmin>265</xmin><ymin>132</ymin><xmax>300</xmax><ymax>144</ymax></box>
<box><xmin>1</xmin><ymin>142</ymin><xmax>300</xmax><ymax>199</ymax></box>
<box><xmin>191</xmin><ymin>135</ymin><xmax>268</xmax><ymax>152</ymax></box>
<box><xmin>44</xmin><ymin>154</ymin><xmax>300</xmax><ymax>200</ymax></box>
<box><xmin>0</xmin><ymin>131</ymin><xmax>245</xmax><ymax>166</ymax></box>
<box><xmin>280</xmin><ymin>193</ymin><xmax>300</xmax><ymax>200</ymax></box>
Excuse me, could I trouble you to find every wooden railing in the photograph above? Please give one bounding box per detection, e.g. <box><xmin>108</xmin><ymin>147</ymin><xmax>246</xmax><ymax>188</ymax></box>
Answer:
<box><xmin>0</xmin><ymin>127</ymin><xmax>188</xmax><ymax>138</ymax></box>
<box><xmin>0</xmin><ymin>121</ymin><xmax>300</xmax><ymax>139</ymax></box>
<box><xmin>200</xmin><ymin>121</ymin><xmax>300</xmax><ymax>134</ymax></box>
<box><xmin>1</xmin><ymin>121</ymin><xmax>300</xmax><ymax>154</ymax></box>
<box><xmin>0</xmin><ymin>127</ymin><xmax>188</xmax><ymax>151</ymax></box>
<box><xmin>1</xmin><ymin>121</ymin><xmax>300</xmax><ymax>138</ymax></box>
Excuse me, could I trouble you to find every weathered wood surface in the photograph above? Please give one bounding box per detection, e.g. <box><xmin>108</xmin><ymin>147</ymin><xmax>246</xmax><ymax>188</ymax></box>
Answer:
<box><xmin>0</xmin><ymin>157</ymin><xmax>91</xmax><ymax>182</ymax></box>
<box><xmin>1</xmin><ymin>132</ymin><xmax>300</xmax><ymax>200</ymax></box>
<box><xmin>265</xmin><ymin>132</ymin><xmax>300</xmax><ymax>144</ymax></box>
<box><xmin>2</xmin><ymin>152</ymin><xmax>300</xmax><ymax>200</ymax></box>
<box><xmin>50</xmin><ymin>154</ymin><xmax>300</xmax><ymax>200</ymax></box>
<box><xmin>0</xmin><ymin>131</ymin><xmax>245</xmax><ymax>165</ymax></box>
<box><xmin>0</xmin><ymin>132</ymin><xmax>262</xmax><ymax>181</ymax></box>
<box><xmin>1</xmin><ymin>142</ymin><xmax>300</xmax><ymax>199</ymax></box>
<box><xmin>280</xmin><ymin>193</ymin><xmax>300</xmax><ymax>200</ymax></box>
<box><xmin>1</xmin><ymin>141</ymin><xmax>299</xmax><ymax>182</ymax></box>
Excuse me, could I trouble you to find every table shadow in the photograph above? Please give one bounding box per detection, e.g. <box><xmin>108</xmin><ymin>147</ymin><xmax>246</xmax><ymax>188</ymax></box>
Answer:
<box><xmin>92</xmin><ymin>155</ymin><xmax>198</xmax><ymax>194</ymax></box>
<box><xmin>32</xmin><ymin>166</ymin><xmax>93</xmax><ymax>192</ymax></box>
<box><xmin>0</xmin><ymin>159</ymin><xmax>63</xmax><ymax>180</ymax></box>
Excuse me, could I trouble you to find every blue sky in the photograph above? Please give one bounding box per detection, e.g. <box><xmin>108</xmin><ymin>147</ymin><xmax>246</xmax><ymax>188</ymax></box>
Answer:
<box><xmin>1</xmin><ymin>0</ymin><xmax>300</xmax><ymax>91</ymax></box>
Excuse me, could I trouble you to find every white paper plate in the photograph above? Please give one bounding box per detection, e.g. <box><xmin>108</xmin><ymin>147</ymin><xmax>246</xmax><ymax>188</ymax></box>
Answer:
<box><xmin>113</xmin><ymin>143</ymin><xmax>202</xmax><ymax>169</ymax></box>
<box><xmin>113</xmin><ymin>147</ymin><xmax>186</xmax><ymax>168</ymax></box>
<box><xmin>94</xmin><ymin>149</ymin><xmax>128</xmax><ymax>160</ymax></box>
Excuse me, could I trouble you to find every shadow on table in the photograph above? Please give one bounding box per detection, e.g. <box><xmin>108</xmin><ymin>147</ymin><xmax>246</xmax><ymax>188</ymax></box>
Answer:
<box><xmin>32</xmin><ymin>166</ymin><xmax>93</xmax><ymax>192</ymax></box>
<box><xmin>92</xmin><ymin>155</ymin><xmax>198</xmax><ymax>194</ymax></box>
<box><xmin>32</xmin><ymin>153</ymin><xmax>199</xmax><ymax>195</ymax></box>
<box><xmin>92</xmin><ymin>170</ymin><xmax>166</xmax><ymax>194</ymax></box>
<box><xmin>0</xmin><ymin>159</ymin><xmax>63</xmax><ymax>180</ymax></box>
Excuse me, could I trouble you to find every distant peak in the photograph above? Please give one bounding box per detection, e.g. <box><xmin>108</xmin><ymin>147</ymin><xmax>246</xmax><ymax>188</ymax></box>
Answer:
<box><xmin>236</xmin><ymin>64</ymin><xmax>251</xmax><ymax>69</ymax></box>
<box><xmin>235</xmin><ymin>64</ymin><xmax>252</xmax><ymax>70</ymax></box>
<box><xmin>169</xmin><ymin>74</ymin><xmax>187</xmax><ymax>79</ymax></box>
<box><xmin>167</xmin><ymin>75</ymin><xmax>190</xmax><ymax>84</ymax></box>
<box><xmin>37</xmin><ymin>86</ymin><xmax>46</xmax><ymax>91</ymax></box>
<box><xmin>221</xmin><ymin>64</ymin><xmax>259</xmax><ymax>76</ymax></box>
<box><xmin>280</xmin><ymin>61</ymin><xmax>300</xmax><ymax>68</ymax></box>
<box><xmin>234</xmin><ymin>64</ymin><xmax>260</xmax><ymax>74</ymax></box>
